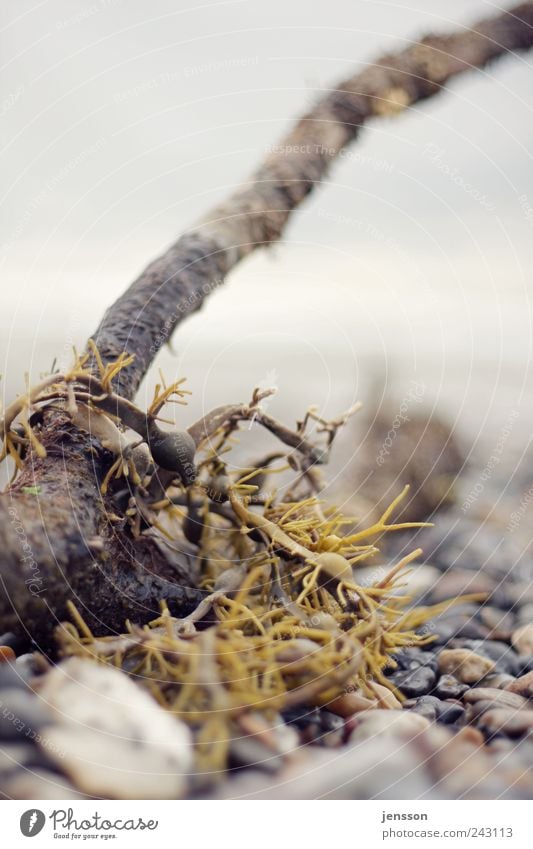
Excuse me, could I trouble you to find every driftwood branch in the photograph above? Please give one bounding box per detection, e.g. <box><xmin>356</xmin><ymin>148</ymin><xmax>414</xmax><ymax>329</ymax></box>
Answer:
<box><xmin>92</xmin><ymin>1</ymin><xmax>533</xmax><ymax>399</ymax></box>
<box><xmin>2</xmin><ymin>2</ymin><xmax>533</xmax><ymax>650</ymax></box>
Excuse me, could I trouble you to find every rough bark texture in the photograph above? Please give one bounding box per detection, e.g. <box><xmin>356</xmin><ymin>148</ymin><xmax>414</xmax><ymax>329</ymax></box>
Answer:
<box><xmin>1</xmin><ymin>3</ymin><xmax>533</xmax><ymax>649</ymax></box>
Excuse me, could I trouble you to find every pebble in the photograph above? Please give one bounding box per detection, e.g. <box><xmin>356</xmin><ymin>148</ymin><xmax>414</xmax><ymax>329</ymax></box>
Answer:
<box><xmin>463</xmin><ymin>687</ymin><xmax>527</xmax><ymax>710</ymax></box>
<box><xmin>404</xmin><ymin>695</ymin><xmax>464</xmax><ymax>724</ymax></box>
<box><xmin>38</xmin><ymin>658</ymin><xmax>194</xmax><ymax>799</ymax></box>
<box><xmin>2</xmin><ymin>768</ymin><xmax>84</xmax><ymax>800</ymax></box>
<box><xmin>0</xmin><ymin>632</ymin><xmax>26</xmax><ymax>653</ymax></box>
<box><xmin>456</xmin><ymin>640</ymin><xmax>521</xmax><ymax>676</ymax></box>
<box><xmin>505</xmin><ymin>671</ymin><xmax>533</xmax><ymax>699</ymax></box>
<box><xmin>327</xmin><ymin>691</ymin><xmax>377</xmax><ymax>717</ymax></box>
<box><xmin>516</xmin><ymin>656</ymin><xmax>533</xmax><ymax>675</ymax></box>
<box><xmin>367</xmin><ymin>681</ymin><xmax>402</xmax><ymax>709</ymax></box>
<box><xmin>512</xmin><ymin>624</ymin><xmax>533</xmax><ymax>656</ymax></box>
<box><xmin>0</xmin><ymin>647</ymin><xmax>16</xmax><ymax>663</ymax></box>
<box><xmin>387</xmin><ymin>666</ymin><xmax>437</xmax><ymax>698</ymax></box>
<box><xmin>418</xmin><ymin>517</ymin><xmax>523</xmax><ymax>581</ymax></box>
<box><xmin>349</xmin><ymin>709</ymin><xmax>430</xmax><ymax>743</ymax></box>
<box><xmin>478</xmin><ymin>606</ymin><xmax>515</xmax><ymax>639</ymax></box>
<box><xmin>389</xmin><ymin>647</ymin><xmax>438</xmax><ymax>672</ymax></box>
<box><xmin>478</xmin><ymin>708</ymin><xmax>533</xmax><ymax>737</ymax></box>
<box><xmin>0</xmin><ymin>662</ymin><xmax>30</xmax><ymax>689</ymax></box>
<box><xmin>482</xmin><ymin>672</ymin><xmax>516</xmax><ymax>689</ymax></box>
<box><xmin>435</xmin><ymin>674</ymin><xmax>469</xmax><ymax>700</ymax></box>
<box><xmin>0</xmin><ymin>688</ymin><xmax>52</xmax><ymax>740</ymax></box>
<box><xmin>438</xmin><ymin>649</ymin><xmax>495</xmax><ymax>683</ymax></box>
<box><xmin>517</xmin><ymin>603</ymin><xmax>533</xmax><ymax>627</ymax></box>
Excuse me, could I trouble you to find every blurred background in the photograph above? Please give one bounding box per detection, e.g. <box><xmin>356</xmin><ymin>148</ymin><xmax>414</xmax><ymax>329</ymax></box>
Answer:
<box><xmin>1</xmin><ymin>0</ymin><xmax>532</xmax><ymax>512</ymax></box>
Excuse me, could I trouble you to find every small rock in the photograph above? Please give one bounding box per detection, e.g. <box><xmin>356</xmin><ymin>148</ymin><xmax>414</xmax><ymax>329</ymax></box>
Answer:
<box><xmin>479</xmin><ymin>606</ymin><xmax>515</xmax><ymax>639</ymax></box>
<box><xmin>463</xmin><ymin>687</ymin><xmax>527</xmax><ymax>710</ymax></box>
<box><xmin>482</xmin><ymin>672</ymin><xmax>516</xmax><ymax>689</ymax></box>
<box><xmin>349</xmin><ymin>709</ymin><xmax>430</xmax><ymax>743</ymax></box>
<box><xmin>517</xmin><ymin>604</ymin><xmax>533</xmax><ymax>627</ymax></box>
<box><xmin>2</xmin><ymin>768</ymin><xmax>84</xmax><ymax>800</ymax></box>
<box><xmin>512</xmin><ymin>624</ymin><xmax>533</xmax><ymax>656</ymax></box>
<box><xmin>367</xmin><ymin>681</ymin><xmax>402</xmax><ymax>709</ymax></box>
<box><xmin>457</xmin><ymin>640</ymin><xmax>520</xmax><ymax>676</ymax></box>
<box><xmin>38</xmin><ymin>658</ymin><xmax>193</xmax><ymax>799</ymax></box>
<box><xmin>0</xmin><ymin>688</ymin><xmax>52</xmax><ymax>740</ymax></box>
<box><xmin>516</xmin><ymin>656</ymin><xmax>533</xmax><ymax>675</ymax></box>
<box><xmin>505</xmin><ymin>671</ymin><xmax>533</xmax><ymax>699</ymax></box>
<box><xmin>405</xmin><ymin>695</ymin><xmax>464</xmax><ymax>724</ymax></box>
<box><xmin>387</xmin><ymin>666</ymin><xmax>437</xmax><ymax>698</ymax></box>
<box><xmin>404</xmin><ymin>695</ymin><xmax>440</xmax><ymax>722</ymax></box>
<box><xmin>0</xmin><ymin>633</ymin><xmax>22</xmax><ymax>651</ymax></box>
<box><xmin>438</xmin><ymin>649</ymin><xmax>495</xmax><ymax>683</ymax></box>
<box><xmin>229</xmin><ymin>738</ymin><xmax>285</xmax><ymax>773</ymax></box>
<box><xmin>0</xmin><ymin>742</ymin><xmax>52</xmax><ymax>773</ymax></box>
<box><xmin>465</xmin><ymin>699</ymin><xmax>501</xmax><ymax>722</ymax></box>
<box><xmin>0</xmin><ymin>663</ymin><xmax>30</xmax><ymax>689</ymax></box>
<box><xmin>15</xmin><ymin>653</ymin><xmax>45</xmax><ymax>678</ymax></box>
<box><xmin>435</xmin><ymin>674</ymin><xmax>469</xmax><ymax>700</ymax></box>
<box><xmin>327</xmin><ymin>691</ymin><xmax>377</xmax><ymax>717</ymax></box>
<box><xmin>439</xmin><ymin>701</ymin><xmax>465</xmax><ymax>724</ymax></box>
<box><xmin>0</xmin><ymin>647</ymin><xmax>16</xmax><ymax>663</ymax></box>
<box><xmin>478</xmin><ymin>708</ymin><xmax>533</xmax><ymax>737</ymax></box>
<box><xmin>389</xmin><ymin>648</ymin><xmax>438</xmax><ymax>672</ymax></box>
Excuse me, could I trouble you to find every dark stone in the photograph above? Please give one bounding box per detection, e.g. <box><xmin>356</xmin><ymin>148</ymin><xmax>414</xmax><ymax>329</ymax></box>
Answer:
<box><xmin>516</xmin><ymin>655</ymin><xmax>533</xmax><ymax>676</ymax></box>
<box><xmin>0</xmin><ymin>633</ymin><xmax>27</xmax><ymax>654</ymax></box>
<box><xmin>404</xmin><ymin>695</ymin><xmax>464</xmax><ymax>724</ymax></box>
<box><xmin>389</xmin><ymin>648</ymin><xmax>438</xmax><ymax>673</ymax></box>
<box><xmin>387</xmin><ymin>666</ymin><xmax>437</xmax><ymax>698</ymax></box>
<box><xmin>438</xmin><ymin>701</ymin><xmax>465</xmax><ymax>724</ymax></box>
<box><xmin>434</xmin><ymin>674</ymin><xmax>469</xmax><ymax>700</ymax></box>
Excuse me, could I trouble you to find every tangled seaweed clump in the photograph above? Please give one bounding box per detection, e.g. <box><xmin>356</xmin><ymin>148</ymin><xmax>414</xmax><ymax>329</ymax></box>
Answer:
<box><xmin>1</xmin><ymin>351</ymin><xmax>476</xmax><ymax>778</ymax></box>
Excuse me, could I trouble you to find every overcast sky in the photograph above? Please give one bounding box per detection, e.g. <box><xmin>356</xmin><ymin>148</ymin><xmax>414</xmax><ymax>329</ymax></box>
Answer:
<box><xmin>1</xmin><ymin>0</ymin><xmax>532</xmax><ymax>462</ymax></box>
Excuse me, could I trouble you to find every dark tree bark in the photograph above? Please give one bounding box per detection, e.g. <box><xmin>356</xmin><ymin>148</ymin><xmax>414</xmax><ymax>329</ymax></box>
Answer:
<box><xmin>2</xmin><ymin>2</ymin><xmax>533</xmax><ymax>650</ymax></box>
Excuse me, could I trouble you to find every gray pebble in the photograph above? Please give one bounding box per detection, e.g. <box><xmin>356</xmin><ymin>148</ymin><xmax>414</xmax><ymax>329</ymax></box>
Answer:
<box><xmin>0</xmin><ymin>688</ymin><xmax>51</xmax><ymax>740</ymax></box>
<box><xmin>388</xmin><ymin>666</ymin><xmax>437</xmax><ymax>698</ymax></box>
<box><xmin>435</xmin><ymin>674</ymin><xmax>469</xmax><ymax>700</ymax></box>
